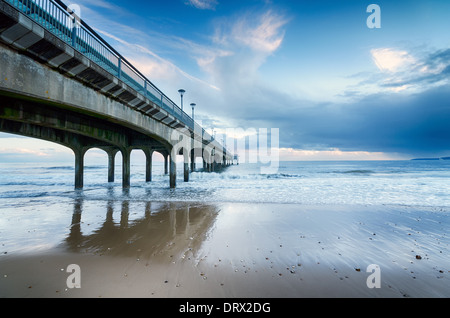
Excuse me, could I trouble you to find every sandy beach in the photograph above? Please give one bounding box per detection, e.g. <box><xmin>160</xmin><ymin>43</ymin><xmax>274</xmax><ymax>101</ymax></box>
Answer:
<box><xmin>0</xmin><ymin>200</ymin><xmax>449</xmax><ymax>298</ymax></box>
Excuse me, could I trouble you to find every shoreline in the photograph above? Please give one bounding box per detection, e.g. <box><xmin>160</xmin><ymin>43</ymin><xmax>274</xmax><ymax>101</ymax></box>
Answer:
<box><xmin>0</xmin><ymin>201</ymin><xmax>449</xmax><ymax>298</ymax></box>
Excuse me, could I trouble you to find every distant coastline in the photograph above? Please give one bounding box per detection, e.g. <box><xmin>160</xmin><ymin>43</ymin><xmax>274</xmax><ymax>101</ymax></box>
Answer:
<box><xmin>411</xmin><ymin>157</ymin><xmax>450</xmax><ymax>161</ymax></box>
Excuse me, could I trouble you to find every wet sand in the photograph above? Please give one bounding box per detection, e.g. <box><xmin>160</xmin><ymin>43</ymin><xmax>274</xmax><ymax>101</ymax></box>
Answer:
<box><xmin>0</xmin><ymin>201</ymin><xmax>449</xmax><ymax>298</ymax></box>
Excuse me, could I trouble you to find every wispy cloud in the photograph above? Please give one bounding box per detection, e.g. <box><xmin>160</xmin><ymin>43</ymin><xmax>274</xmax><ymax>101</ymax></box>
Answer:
<box><xmin>212</xmin><ymin>9</ymin><xmax>289</xmax><ymax>54</ymax></box>
<box><xmin>233</xmin><ymin>10</ymin><xmax>288</xmax><ymax>53</ymax></box>
<box><xmin>94</xmin><ymin>28</ymin><xmax>220</xmax><ymax>91</ymax></box>
<box><xmin>186</xmin><ymin>0</ymin><xmax>218</xmax><ymax>10</ymax></box>
<box><xmin>0</xmin><ymin>148</ymin><xmax>50</xmax><ymax>157</ymax></box>
<box><xmin>192</xmin><ymin>9</ymin><xmax>290</xmax><ymax>96</ymax></box>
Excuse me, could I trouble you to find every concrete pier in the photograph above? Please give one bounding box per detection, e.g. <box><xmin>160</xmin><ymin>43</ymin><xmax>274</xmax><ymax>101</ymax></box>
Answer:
<box><xmin>0</xmin><ymin>0</ymin><xmax>233</xmax><ymax>189</ymax></box>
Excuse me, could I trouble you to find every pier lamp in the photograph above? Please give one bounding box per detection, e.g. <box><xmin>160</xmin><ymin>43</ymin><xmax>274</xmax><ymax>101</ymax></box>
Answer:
<box><xmin>190</xmin><ymin>103</ymin><xmax>196</xmax><ymax>121</ymax></box>
<box><xmin>178</xmin><ymin>89</ymin><xmax>185</xmax><ymax>111</ymax></box>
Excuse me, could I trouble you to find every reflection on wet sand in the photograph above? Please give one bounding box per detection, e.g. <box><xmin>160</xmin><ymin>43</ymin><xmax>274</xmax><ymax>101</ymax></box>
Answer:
<box><xmin>65</xmin><ymin>196</ymin><xmax>219</xmax><ymax>261</ymax></box>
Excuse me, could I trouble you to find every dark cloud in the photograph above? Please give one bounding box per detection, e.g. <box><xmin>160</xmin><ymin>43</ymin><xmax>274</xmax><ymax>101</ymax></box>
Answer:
<box><xmin>221</xmin><ymin>83</ymin><xmax>450</xmax><ymax>157</ymax></box>
<box><xmin>207</xmin><ymin>43</ymin><xmax>450</xmax><ymax>158</ymax></box>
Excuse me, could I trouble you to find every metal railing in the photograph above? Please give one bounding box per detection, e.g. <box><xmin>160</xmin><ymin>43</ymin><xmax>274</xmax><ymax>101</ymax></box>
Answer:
<box><xmin>5</xmin><ymin>0</ymin><xmax>198</xmax><ymax>131</ymax></box>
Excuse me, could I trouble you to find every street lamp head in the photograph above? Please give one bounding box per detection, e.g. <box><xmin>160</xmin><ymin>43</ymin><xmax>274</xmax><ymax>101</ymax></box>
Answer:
<box><xmin>178</xmin><ymin>89</ymin><xmax>185</xmax><ymax>96</ymax></box>
<box><xmin>190</xmin><ymin>103</ymin><xmax>196</xmax><ymax>121</ymax></box>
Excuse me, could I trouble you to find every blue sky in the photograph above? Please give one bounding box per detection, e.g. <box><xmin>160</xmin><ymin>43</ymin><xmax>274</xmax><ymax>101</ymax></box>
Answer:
<box><xmin>1</xmin><ymin>0</ymin><xmax>450</xmax><ymax>162</ymax></box>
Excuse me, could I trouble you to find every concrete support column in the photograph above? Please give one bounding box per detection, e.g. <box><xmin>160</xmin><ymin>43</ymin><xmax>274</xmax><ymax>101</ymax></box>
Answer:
<box><xmin>121</xmin><ymin>148</ymin><xmax>131</xmax><ymax>188</ymax></box>
<box><xmin>170</xmin><ymin>154</ymin><xmax>176</xmax><ymax>189</ymax></box>
<box><xmin>108</xmin><ymin>152</ymin><xmax>115</xmax><ymax>183</ymax></box>
<box><xmin>143</xmin><ymin>148</ymin><xmax>154</xmax><ymax>182</ymax></box>
<box><xmin>190</xmin><ymin>151</ymin><xmax>196</xmax><ymax>172</ymax></box>
<box><xmin>74</xmin><ymin>147</ymin><xmax>86</xmax><ymax>189</ymax></box>
<box><xmin>183</xmin><ymin>150</ymin><xmax>189</xmax><ymax>182</ymax></box>
<box><xmin>184</xmin><ymin>161</ymin><xmax>189</xmax><ymax>182</ymax></box>
<box><xmin>105</xmin><ymin>149</ymin><xmax>119</xmax><ymax>183</ymax></box>
<box><xmin>164</xmin><ymin>154</ymin><xmax>169</xmax><ymax>175</ymax></box>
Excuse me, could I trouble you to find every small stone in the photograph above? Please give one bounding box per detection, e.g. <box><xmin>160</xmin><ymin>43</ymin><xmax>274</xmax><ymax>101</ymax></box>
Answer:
<box><xmin>415</xmin><ymin>255</ymin><xmax>422</xmax><ymax>260</ymax></box>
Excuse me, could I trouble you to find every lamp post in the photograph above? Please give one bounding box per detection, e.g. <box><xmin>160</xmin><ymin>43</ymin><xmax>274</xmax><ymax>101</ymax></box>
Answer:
<box><xmin>178</xmin><ymin>89</ymin><xmax>185</xmax><ymax>111</ymax></box>
<box><xmin>190</xmin><ymin>103</ymin><xmax>196</xmax><ymax>122</ymax></box>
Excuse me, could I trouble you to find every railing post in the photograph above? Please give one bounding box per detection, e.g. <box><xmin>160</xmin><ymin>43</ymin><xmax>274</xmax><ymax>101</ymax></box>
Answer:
<box><xmin>71</xmin><ymin>18</ymin><xmax>77</xmax><ymax>48</ymax></box>
<box><xmin>118</xmin><ymin>58</ymin><xmax>122</xmax><ymax>79</ymax></box>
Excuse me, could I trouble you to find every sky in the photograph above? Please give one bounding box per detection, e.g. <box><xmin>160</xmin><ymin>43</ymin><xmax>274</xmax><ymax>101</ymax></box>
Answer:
<box><xmin>1</xmin><ymin>0</ymin><xmax>450</xmax><ymax>163</ymax></box>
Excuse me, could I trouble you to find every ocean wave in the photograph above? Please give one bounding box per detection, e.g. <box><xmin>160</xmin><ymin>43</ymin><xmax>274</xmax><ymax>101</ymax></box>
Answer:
<box><xmin>192</xmin><ymin>172</ymin><xmax>302</xmax><ymax>180</ymax></box>
<box><xmin>45</xmin><ymin>166</ymin><xmax>74</xmax><ymax>171</ymax></box>
<box><xmin>0</xmin><ymin>191</ymin><xmax>49</xmax><ymax>199</ymax></box>
<box><xmin>343</xmin><ymin>170</ymin><xmax>374</xmax><ymax>174</ymax></box>
<box><xmin>333</xmin><ymin>170</ymin><xmax>375</xmax><ymax>175</ymax></box>
<box><xmin>43</xmin><ymin>165</ymin><xmax>104</xmax><ymax>171</ymax></box>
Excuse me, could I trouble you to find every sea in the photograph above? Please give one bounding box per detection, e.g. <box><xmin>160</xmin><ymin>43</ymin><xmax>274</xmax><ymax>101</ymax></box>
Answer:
<box><xmin>1</xmin><ymin>160</ymin><xmax>449</xmax><ymax>255</ymax></box>
<box><xmin>1</xmin><ymin>160</ymin><xmax>449</xmax><ymax>207</ymax></box>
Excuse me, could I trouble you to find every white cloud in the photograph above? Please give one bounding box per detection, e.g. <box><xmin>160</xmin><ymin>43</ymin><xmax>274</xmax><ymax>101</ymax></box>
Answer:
<box><xmin>213</xmin><ymin>10</ymin><xmax>289</xmax><ymax>54</ymax></box>
<box><xmin>186</xmin><ymin>0</ymin><xmax>218</xmax><ymax>10</ymax></box>
<box><xmin>371</xmin><ymin>48</ymin><xmax>416</xmax><ymax>72</ymax></box>
<box><xmin>233</xmin><ymin>10</ymin><xmax>288</xmax><ymax>53</ymax></box>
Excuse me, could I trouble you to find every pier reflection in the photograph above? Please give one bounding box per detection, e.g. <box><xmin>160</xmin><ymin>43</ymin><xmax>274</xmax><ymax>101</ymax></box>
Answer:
<box><xmin>64</xmin><ymin>196</ymin><xmax>219</xmax><ymax>260</ymax></box>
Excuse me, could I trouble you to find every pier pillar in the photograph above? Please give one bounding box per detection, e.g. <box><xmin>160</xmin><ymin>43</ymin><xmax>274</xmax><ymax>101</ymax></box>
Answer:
<box><xmin>74</xmin><ymin>147</ymin><xmax>86</xmax><ymax>189</ymax></box>
<box><xmin>105</xmin><ymin>148</ymin><xmax>119</xmax><ymax>183</ymax></box>
<box><xmin>170</xmin><ymin>154</ymin><xmax>176</xmax><ymax>188</ymax></box>
<box><xmin>164</xmin><ymin>154</ymin><xmax>169</xmax><ymax>175</ymax></box>
<box><xmin>108</xmin><ymin>152</ymin><xmax>115</xmax><ymax>183</ymax></box>
<box><xmin>184</xmin><ymin>162</ymin><xmax>189</xmax><ymax>182</ymax></box>
<box><xmin>121</xmin><ymin>148</ymin><xmax>131</xmax><ymax>188</ymax></box>
<box><xmin>184</xmin><ymin>152</ymin><xmax>189</xmax><ymax>182</ymax></box>
<box><xmin>143</xmin><ymin>148</ymin><xmax>154</xmax><ymax>182</ymax></box>
<box><xmin>190</xmin><ymin>151</ymin><xmax>196</xmax><ymax>172</ymax></box>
